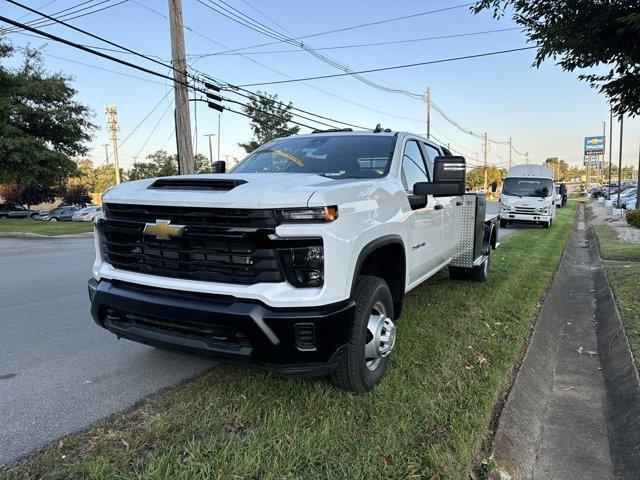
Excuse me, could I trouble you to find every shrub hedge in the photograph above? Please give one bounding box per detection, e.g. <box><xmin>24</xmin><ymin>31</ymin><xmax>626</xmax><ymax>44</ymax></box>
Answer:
<box><xmin>626</xmin><ymin>209</ymin><xmax>640</xmax><ymax>229</ymax></box>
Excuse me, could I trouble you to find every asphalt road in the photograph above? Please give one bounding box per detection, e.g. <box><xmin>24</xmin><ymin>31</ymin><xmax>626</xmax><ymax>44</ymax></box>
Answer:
<box><xmin>0</xmin><ymin>236</ymin><xmax>216</xmax><ymax>467</ymax></box>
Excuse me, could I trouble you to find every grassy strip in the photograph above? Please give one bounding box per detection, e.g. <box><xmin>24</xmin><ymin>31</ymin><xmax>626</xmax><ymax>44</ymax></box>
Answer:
<box><xmin>0</xmin><ymin>219</ymin><xmax>93</xmax><ymax>235</ymax></box>
<box><xmin>592</xmin><ymin>223</ymin><xmax>640</xmax><ymax>262</ymax></box>
<box><xmin>1</xmin><ymin>203</ymin><xmax>577</xmax><ymax>480</ymax></box>
<box><xmin>603</xmin><ymin>264</ymin><xmax>640</xmax><ymax>365</ymax></box>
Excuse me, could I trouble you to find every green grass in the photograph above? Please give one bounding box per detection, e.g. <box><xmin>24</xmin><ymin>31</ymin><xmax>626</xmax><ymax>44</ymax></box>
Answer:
<box><xmin>592</xmin><ymin>224</ymin><xmax>640</xmax><ymax>262</ymax></box>
<box><xmin>604</xmin><ymin>264</ymin><xmax>640</xmax><ymax>365</ymax></box>
<box><xmin>0</xmin><ymin>218</ymin><xmax>93</xmax><ymax>235</ymax></box>
<box><xmin>1</xmin><ymin>202</ymin><xmax>577</xmax><ymax>480</ymax></box>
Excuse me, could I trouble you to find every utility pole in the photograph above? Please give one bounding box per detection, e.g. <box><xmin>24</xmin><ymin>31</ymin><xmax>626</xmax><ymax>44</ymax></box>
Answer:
<box><xmin>525</xmin><ymin>152</ymin><xmax>529</xmax><ymax>164</ymax></box>
<box><xmin>508</xmin><ymin>137</ymin><xmax>512</xmax><ymax>168</ymax></box>
<box><xmin>105</xmin><ymin>105</ymin><xmax>121</xmax><ymax>185</ymax></box>
<box><xmin>483</xmin><ymin>132</ymin><xmax>488</xmax><ymax>192</ymax></box>
<box><xmin>601</xmin><ymin>121</ymin><xmax>606</xmax><ymax>184</ymax></box>
<box><xmin>617</xmin><ymin>114</ymin><xmax>624</xmax><ymax>213</ymax></box>
<box><xmin>636</xmin><ymin>142</ymin><xmax>640</xmax><ymax>209</ymax></box>
<box><xmin>168</xmin><ymin>0</ymin><xmax>194</xmax><ymax>175</ymax></box>
<box><xmin>608</xmin><ymin>107</ymin><xmax>613</xmax><ymax>189</ymax></box>
<box><xmin>217</xmin><ymin>113</ymin><xmax>221</xmax><ymax>162</ymax></box>
<box><xmin>204</xmin><ymin>133</ymin><xmax>215</xmax><ymax>168</ymax></box>
<box><xmin>102</xmin><ymin>144</ymin><xmax>110</xmax><ymax>164</ymax></box>
<box><xmin>424</xmin><ymin>86</ymin><xmax>431</xmax><ymax>140</ymax></box>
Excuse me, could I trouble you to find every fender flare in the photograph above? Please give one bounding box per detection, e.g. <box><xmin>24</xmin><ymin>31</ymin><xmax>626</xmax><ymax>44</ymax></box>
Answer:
<box><xmin>349</xmin><ymin>234</ymin><xmax>407</xmax><ymax>298</ymax></box>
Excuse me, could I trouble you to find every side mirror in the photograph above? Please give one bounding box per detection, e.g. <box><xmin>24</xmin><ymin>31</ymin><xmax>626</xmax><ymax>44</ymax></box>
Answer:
<box><xmin>212</xmin><ymin>161</ymin><xmax>226</xmax><ymax>173</ymax></box>
<box><xmin>414</xmin><ymin>155</ymin><xmax>466</xmax><ymax>197</ymax></box>
<box><xmin>490</xmin><ymin>181</ymin><xmax>498</xmax><ymax>193</ymax></box>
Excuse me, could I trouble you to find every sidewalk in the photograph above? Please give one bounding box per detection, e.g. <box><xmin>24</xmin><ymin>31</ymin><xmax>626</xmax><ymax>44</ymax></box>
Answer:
<box><xmin>490</xmin><ymin>202</ymin><xmax>640</xmax><ymax>479</ymax></box>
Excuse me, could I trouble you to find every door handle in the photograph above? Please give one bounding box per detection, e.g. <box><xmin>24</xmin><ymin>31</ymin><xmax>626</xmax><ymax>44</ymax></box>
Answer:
<box><xmin>434</xmin><ymin>204</ymin><xmax>443</xmax><ymax>210</ymax></box>
<box><xmin>455</xmin><ymin>201</ymin><xmax>462</xmax><ymax>206</ymax></box>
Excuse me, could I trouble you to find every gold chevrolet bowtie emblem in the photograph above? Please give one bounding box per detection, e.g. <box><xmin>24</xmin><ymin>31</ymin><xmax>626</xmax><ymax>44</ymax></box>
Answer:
<box><xmin>143</xmin><ymin>219</ymin><xmax>185</xmax><ymax>240</ymax></box>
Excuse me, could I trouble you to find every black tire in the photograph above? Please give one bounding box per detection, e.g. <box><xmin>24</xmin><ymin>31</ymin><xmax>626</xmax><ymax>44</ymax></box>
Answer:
<box><xmin>330</xmin><ymin>275</ymin><xmax>395</xmax><ymax>393</ymax></box>
<box><xmin>542</xmin><ymin>220</ymin><xmax>550</xmax><ymax>229</ymax></box>
<box><xmin>0</xmin><ymin>214</ymin><xmax>7</xmax><ymax>219</ymax></box>
<box><xmin>499</xmin><ymin>219</ymin><xmax>507</xmax><ymax>228</ymax></box>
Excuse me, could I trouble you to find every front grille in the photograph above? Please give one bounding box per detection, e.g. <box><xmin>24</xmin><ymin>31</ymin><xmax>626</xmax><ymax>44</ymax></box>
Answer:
<box><xmin>513</xmin><ymin>207</ymin><xmax>539</xmax><ymax>215</ymax></box>
<box><xmin>104</xmin><ymin>308</ymin><xmax>251</xmax><ymax>350</ymax></box>
<box><xmin>99</xmin><ymin>203</ymin><xmax>283</xmax><ymax>284</ymax></box>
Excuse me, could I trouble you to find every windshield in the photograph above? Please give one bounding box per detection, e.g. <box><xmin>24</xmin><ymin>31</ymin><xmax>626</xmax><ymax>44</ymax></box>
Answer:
<box><xmin>232</xmin><ymin>135</ymin><xmax>397</xmax><ymax>178</ymax></box>
<box><xmin>503</xmin><ymin>177</ymin><xmax>554</xmax><ymax>198</ymax></box>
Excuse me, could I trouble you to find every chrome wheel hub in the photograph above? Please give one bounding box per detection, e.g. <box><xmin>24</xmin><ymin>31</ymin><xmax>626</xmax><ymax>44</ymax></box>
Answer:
<box><xmin>364</xmin><ymin>301</ymin><xmax>396</xmax><ymax>371</ymax></box>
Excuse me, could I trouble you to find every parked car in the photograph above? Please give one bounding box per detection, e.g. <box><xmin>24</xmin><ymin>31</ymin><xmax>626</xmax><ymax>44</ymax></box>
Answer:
<box><xmin>34</xmin><ymin>206</ymin><xmax>80</xmax><ymax>221</ymax></box>
<box><xmin>72</xmin><ymin>206</ymin><xmax>102</xmax><ymax>222</ymax></box>
<box><xmin>88</xmin><ymin>130</ymin><xmax>501</xmax><ymax>393</ymax></box>
<box><xmin>0</xmin><ymin>203</ymin><xmax>39</xmax><ymax>219</ymax></box>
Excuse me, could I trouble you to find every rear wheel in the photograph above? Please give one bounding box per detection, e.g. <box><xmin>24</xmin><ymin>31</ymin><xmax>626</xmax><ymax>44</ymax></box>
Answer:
<box><xmin>49</xmin><ymin>217</ymin><xmax>58</xmax><ymax>222</ymax></box>
<box><xmin>330</xmin><ymin>275</ymin><xmax>395</xmax><ymax>393</ymax></box>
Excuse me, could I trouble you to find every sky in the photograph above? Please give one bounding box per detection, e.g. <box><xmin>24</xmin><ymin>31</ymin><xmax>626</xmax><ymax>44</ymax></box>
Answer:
<box><xmin>3</xmin><ymin>0</ymin><xmax>639</xmax><ymax>173</ymax></box>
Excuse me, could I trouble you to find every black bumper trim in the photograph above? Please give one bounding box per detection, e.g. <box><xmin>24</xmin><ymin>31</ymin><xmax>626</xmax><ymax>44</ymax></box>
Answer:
<box><xmin>88</xmin><ymin>279</ymin><xmax>354</xmax><ymax>376</ymax></box>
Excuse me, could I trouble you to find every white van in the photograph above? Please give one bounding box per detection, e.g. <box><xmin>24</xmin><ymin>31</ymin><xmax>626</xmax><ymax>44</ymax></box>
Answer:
<box><xmin>499</xmin><ymin>165</ymin><xmax>556</xmax><ymax>228</ymax></box>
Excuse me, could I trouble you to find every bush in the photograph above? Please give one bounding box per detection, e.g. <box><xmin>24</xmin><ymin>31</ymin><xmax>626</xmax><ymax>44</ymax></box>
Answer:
<box><xmin>626</xmin><ymin>209</ymin><xmax>640</xmax><ymax>229</ymax></box>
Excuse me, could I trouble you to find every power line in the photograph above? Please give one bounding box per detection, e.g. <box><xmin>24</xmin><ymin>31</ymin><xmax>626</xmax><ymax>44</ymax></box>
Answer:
<box><xmin>239</xmin><ymin>47</ymin><xmax>536</xmax><ymax>87</ymax></box>
<box><xmin>206</xmin><ymin>2</ymin><xmax>476</xmax><ymax>56</ymax></box>
<box><xmin>5</xmin><ymin>0</ymin><xmax>129</xmax><ymax>33</ymax></box>
<box><xmin>189</xmin><ymin>27</ymin><xmax>521</xmax><ymax>57</ymax></box>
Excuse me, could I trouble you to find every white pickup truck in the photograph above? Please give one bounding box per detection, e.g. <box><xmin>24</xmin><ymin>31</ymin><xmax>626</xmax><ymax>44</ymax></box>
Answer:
<box><xmin>89</xmin><ymin>130</ymin><xmax>499</xmax><ymax>392</ymax></box>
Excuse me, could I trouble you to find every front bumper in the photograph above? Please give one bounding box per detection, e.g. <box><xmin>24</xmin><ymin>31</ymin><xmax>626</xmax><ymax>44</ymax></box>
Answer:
<box><xmin>502</xmin><ymin>212</ymin><xmax>552</xmax><ymax>223</ymax></box>
<box><xmin>88</xmin><ymin>279</ymin><xmax>354</xmax><ymax>376</ymax></box>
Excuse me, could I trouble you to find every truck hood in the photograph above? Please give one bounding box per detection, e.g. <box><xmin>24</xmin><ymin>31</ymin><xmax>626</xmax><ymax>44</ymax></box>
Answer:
<box><xmin>102</xmin><ymin>173</ymin><xmax>375</xmax><ymax>209</ymax></box>
<box><xmin>500</xmin><ymin>194</ymin><xmax>553</xmax><ymax>209</ymax></box>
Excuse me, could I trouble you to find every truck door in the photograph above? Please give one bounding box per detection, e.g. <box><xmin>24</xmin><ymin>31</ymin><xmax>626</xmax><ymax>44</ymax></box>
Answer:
<box><xmin>401</xmin><ymin>139</ymin><xmax>443</xmax><ymax>284</ymax></box>
<box><xmin>421</xmin><ymin>142</ymin><xmax>460</xmax><ymax>261</ymax></box>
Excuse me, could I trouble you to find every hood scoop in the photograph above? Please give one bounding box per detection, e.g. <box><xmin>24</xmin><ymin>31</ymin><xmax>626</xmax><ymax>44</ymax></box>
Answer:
<box><xmin>148</xmin><ymin>178</ymin><xmax>247</xmax><ymax>191</ymax></box>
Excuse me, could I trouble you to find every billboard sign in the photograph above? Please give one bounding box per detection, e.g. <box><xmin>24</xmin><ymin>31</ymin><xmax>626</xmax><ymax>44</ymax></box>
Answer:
<box><xmin>584</xmin><ymin>156</ymin><xmax>602</xmax><ymax>169</ymax></box>
<box><xmin>584</xmin><ymin>136</ymin><xmax>605</xmax><ymax>156</ymax></box>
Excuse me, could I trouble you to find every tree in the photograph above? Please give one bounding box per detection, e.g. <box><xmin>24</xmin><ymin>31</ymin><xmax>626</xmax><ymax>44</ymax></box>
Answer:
<box><xmin>0</xmin><ymin>42</ymin><xmax>96</xmax><ymax>187</ymax></box>
<box><xmin>474</xmin><ymin>1</ymin><xmax>640</xmax><ymax>116</ymax></box>
<box><xmin>63</xmin><ymin>184</ymin><xmax>92</xmax><ymax>206</ymax></box>
<box><xmin>126</xmin><ymin>151</ymin><xmax>210</xmax><ymax>181</ymax></box>
<box><xmin>93</xmin><ymin>164</ymin><xmax>117</xmax><ymax>194</ymax></box>
<box><xmin>19</xmin><ymin>184</ymin><xmax>56</xmax><ymax>211</ymax></box>
<box><xmin>544</xmin><ymin>157</ymin><xmax>570</xmax><ymax>181</ymax></box>
<box><xmin>0</xmin><ymin>183</ymin><xmax>23</xmax><ymax>204</ymax></box>
<box><xmin>466</xmin><ymin>166</ymin><xmax>506</xmax><ymax>190</ymax></box>
<box><xmin>239</xmin><ymin>91</ymin><xmax>300</xmax><ymax>153</ymax></box>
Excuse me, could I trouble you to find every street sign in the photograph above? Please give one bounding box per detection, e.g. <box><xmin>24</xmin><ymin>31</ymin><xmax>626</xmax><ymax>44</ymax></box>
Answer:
<box><xmin>584</xmin><ymin>136</ymin><xmax>605</xmax><ymax>156</ymax></box>
<box><xmin>583</xmin><ymin>156</ymin><xmax>602</xmax><ymax>169</ymax></box>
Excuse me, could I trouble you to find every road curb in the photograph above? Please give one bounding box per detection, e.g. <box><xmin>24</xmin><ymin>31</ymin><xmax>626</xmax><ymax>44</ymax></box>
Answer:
<box><xmin>0</xmin><ymin>232</ymin><xmax>93</xmax><ymax>239</ymax></box>
<box><xmin>589</xmin><ymin>226</ymin><xmax>640</xmax><ymax>478</ymax></box>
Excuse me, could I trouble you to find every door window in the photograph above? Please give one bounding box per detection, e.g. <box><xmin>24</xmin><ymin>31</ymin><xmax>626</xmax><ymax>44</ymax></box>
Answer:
<box><xmin>421</xmin><ymin>143</ymin><xmax>441</xmax><ymax>178</ymax></box>
<box><xmin>401</xmin><ymin>140</ymin><xmax>429</xmax><ymax>194</ymax></box>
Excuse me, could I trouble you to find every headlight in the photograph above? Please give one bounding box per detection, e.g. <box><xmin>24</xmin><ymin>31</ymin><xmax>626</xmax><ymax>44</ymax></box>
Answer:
<box><xmin>500</xmin><ymin>205</ymin><xmax>510</xmax><ymax>212</ymax></box>
<box><xmin>277</xmin><ymin>206</ymin><xmax>338</xmax><ymax>223</ymax></box>
<box><xmin>93</xmin><ymin>210</ymin><xmax>105</xmax><ymax>225</ymax></box>
<box><xmin>278</xmin><ymin>244</ymin><xmax>324</xmax><ymax>287</ymax></box>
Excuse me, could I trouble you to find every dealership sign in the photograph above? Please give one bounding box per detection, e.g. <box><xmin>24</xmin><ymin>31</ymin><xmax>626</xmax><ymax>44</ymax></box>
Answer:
<box><xmin>584</xmin><ymin>136</ymin><xmax>605</xmax><ymax>156</ymax></box>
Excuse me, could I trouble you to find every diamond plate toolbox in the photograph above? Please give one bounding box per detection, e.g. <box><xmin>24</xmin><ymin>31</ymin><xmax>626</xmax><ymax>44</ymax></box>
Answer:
<box><xmin>449</xmin><ymin>194</ymin><xmax>477</xmax><ymax>268</ymax></box>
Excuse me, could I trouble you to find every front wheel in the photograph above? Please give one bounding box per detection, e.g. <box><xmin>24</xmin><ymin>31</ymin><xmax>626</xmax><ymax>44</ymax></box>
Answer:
<box><xmin>500</xmin><ymin>219</ymin><xmax>508</xmax><ymax>228</ymax></box>
<box><xmin>49</xmin><ymin>217</ymin><xmax>58</xmax><ymax>222</ymax></box>
<box><xmin>330</xmin><ymin>275</ymin><xmax>395</xmax><ymax>393</ymax></box>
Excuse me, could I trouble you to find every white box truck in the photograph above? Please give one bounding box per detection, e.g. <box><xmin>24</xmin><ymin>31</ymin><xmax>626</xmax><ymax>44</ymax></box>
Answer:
<box><xmin>499</xmin><ymin>165</ymin><xmax>556</xmax><ymax>229</ymax></box>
